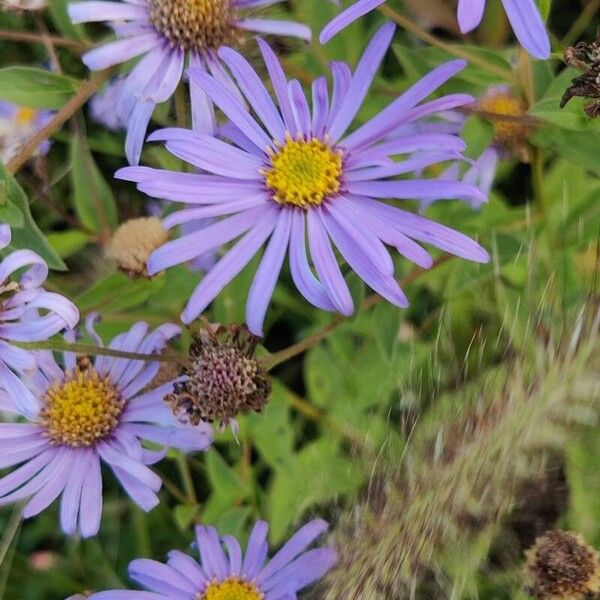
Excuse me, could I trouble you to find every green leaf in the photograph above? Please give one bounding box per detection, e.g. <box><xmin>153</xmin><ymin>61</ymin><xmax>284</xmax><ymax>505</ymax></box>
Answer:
<box><xmin>0</xmin><ymin>161</ymin><xmax>66</xmax><ymax>270</ymax></box>
<box><xmin>0</xmin><ymin>67</ymin><xmax>79</xmax><ymax>110</ymax></box>
<box><xmin>47</xmin><ymin>230</ymin><xmax>91</xmax><ymax>258</ymax></box>
<box><xmin>70</xmin><ymin>134</ymin><xmax>118</xmax><ymax>233</ymax></box>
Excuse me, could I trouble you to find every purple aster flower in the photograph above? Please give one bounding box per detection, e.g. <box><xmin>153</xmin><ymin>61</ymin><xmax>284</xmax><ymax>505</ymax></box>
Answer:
<box><xmin>68</xmin><ymin>0</ymin><xmax>311</xmax><ymax>165</ymax></box>
<box><xmin>0</xmin><ymin>101</ymin><xmax>54</xmax><ymax>164</ymax></box>
<box><xmin>0</xmin><ymin>315</ymin><xmax>213</xmax><ymax>538</ymax></box>
<box><xmin>0</xmin><ymin>224</ymin><xmax>79</xmax><ymax>375</ymax></box>
<box><xmin>117</xmin><ymin>24</ymin><xmax>489</xmax><ymax>337</ymax></box>
<box><xmin>321</xmin><ymin>0</ymin><xmax>550</xmax><ymax>60</ymax></box>
<box><xmin>89</xmin><ymin>518</ymin><xmax>336</xmax><ymax>599</ymax></box>
<box><xmin>89</xmin><ymin>76</ymin><xmax>128</xmax><ymax>132</ymax></box>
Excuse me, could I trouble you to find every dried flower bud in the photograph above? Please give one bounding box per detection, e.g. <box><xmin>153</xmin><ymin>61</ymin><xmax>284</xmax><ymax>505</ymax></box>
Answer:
<box><xmin>166</xmin><ymin>323</ymin><xmax>271</xmax><ymax>430</ymax></box>
<box><xmin>525</xmin><ymin>530</ymin><xmax>600</xmax><ymax>600</ymax></box>
<box><xmin>106</xmin><ymin>217</ymin><xmax>169</xmax><ymax>277</ymax></box>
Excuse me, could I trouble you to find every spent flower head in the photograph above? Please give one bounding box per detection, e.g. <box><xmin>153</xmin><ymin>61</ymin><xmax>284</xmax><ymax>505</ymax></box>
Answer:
<box><xmin>167</xmin><ymin>323</ymin><xmax>270</xmax><ymax>431</ymax></box>
<box><xmin>68</xmin><ymin>0</ymin><xmax>311</xmax><ymax>164</ymax></box>
<box><xmin>525</xmin><ymin>530</ymin><xmax>600</xmax><ymax>600</ymax></box>
<box><xmin>88</xmin><ymin>518</ymin><xmax>336</xmax><ymax>599</ymax></box>
<box><xmin>0</xmin><ymin>315</ymin><xmax>212</xmax><ymax>537</ymax></box>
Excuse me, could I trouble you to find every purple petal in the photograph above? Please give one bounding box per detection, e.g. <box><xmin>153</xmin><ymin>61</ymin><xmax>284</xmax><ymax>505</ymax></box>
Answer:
<box><xmin>320</xmin><ymin>0</ymin><xmax>387</xmax><ymax>43</ymax></box>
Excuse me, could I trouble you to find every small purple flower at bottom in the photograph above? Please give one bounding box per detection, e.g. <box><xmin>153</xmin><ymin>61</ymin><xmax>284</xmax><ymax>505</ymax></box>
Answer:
<box><xmin>0</xmin><ymin>224</ymin><xmax>79</xmax><ymax>374</ymax></box>
<box><xmin>89</xmin><ymin>519</ymin><xmax>336</xmax><ymax>599</ymax></box>
<box><xmin>118</xmin><ymin>25</ymin><xmax>489</xmax><ymax>337</ymax></box>
<box><xmin>0</xmin><ymin>316</ymin><xmax>213</xmax><ymax>538</ymax></box>
<box><xmin>0</xmin><ymin>101</ymin><xmax>54</xmax><ymax>163</ymax></box>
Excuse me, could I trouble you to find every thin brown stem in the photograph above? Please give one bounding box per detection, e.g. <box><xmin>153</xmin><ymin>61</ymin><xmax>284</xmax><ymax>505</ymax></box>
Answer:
<box><xmin>7</xmin><ymin>69</ymin><xmax>112</xmax><ymax>174</ymax></box>
<box><xmin>262</xmin><ymin>255</ymin><xmax>453</xmax><ymax>370</ymax></box>
<box><xmin>0</xmin><ymin>28</ymin><xmax>89</xmax><ymax>52</ymax></box>
<box><xmin>13</xmin><ymin>339</ymin><xmax>183</xmax><ymax>363</ymax></box>
<box><xmin>378</xmin><ymin>4</ymin><xmax>513</xmax><ymax>81</ymax></box>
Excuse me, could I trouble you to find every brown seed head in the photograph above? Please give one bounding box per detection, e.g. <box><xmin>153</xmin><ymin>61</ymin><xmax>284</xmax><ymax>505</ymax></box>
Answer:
<box><xmin>106</xmin><ymin>217</ymin><xmax>169</xmax><ymax>278</ymax></box>
<box><xmin>525</xmin><ymin>530</ymin><xmax>600</xmax><ymax>600</ymax></box>
<box><xmin>166</xmin><ymin>323</ymin><xmax>271</xmax><ymax>428</ymax></box>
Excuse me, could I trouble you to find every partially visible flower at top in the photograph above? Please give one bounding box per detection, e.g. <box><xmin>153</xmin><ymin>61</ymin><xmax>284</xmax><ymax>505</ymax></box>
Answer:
<box><xmin>68</xmin><ymin>0</ymin><xmax>312</xmax><ymax>165</ymax></box>
<box><xmin>321</xmin><ymin>0</ymin><xmax>551</xmax><ymax>60</ymax></box>
<box><xmin>456</xmin><ymin>0</ymin><xmax>550</xmax><ymax>60</ymax></box>
<box><xmin>118</xmin><ymin>25</ymin><xmax>489</xmax><ymax>337</ymax></box>
<box><xmin>0</xmin><ymin>315</ymin><xmax>212</xmax><ymax>538</ymax></box>
<box><xmin>0</xmin><ymin>101</ymin><xmax>53</xmax><ymax>164</ymax></box>
<box><xmin>166</xmin><ymin>322</ymin><xmax>271</xmax><ymax>433</ymax></box>
<box><xmin>0</xmin><ymin>224</ymin><xmax>78</xmax><ymax>375</ymax></box>
<box><xmin>106</xmin><ymin>216</ymin><xmax>169</xmax><ymax>277</ymax></box>
<box><xmin>89</xmin><ymin>518</ymin><xmax>336</xmax><ymax>599</ymax></box>
<box><xmin>1</xmin><ymin>0</ymin><xmax>48</xmax><ymax>11</ymax></box>
<box><xmin>89</xmin><ymin>77</ymin><xmax>128</xmax><ymax>132</ymax></box>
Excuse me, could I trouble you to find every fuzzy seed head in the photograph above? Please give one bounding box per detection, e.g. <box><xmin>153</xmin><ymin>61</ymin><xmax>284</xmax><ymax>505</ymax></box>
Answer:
<box><xmin>525</xmin><ymin>530</ymin><xmax>600</xmax><ymax>600</ymax></box>
<box><xmin>148</xmin><ymin>0</ymin><xmax>239</xmax><ymax>51</ymax></box>
<box><xmin>166</xmin><ymin>324</ymin><xmax>271</xmax><ymax>428</ymax></box>
<box><xmin>106</xmin><ymin>217</ymin><xmax>169</xmax><ymax>277</ymax></box>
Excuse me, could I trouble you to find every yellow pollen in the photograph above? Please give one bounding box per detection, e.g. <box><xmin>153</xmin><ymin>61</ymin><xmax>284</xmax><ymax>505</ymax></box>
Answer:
<box><xmin>15</xmin><ymin>107</ymin><xmax>37</xmax><ymax>126</ymax></box>
<box><xmin>479</xmin><ymin>90</ymin><xmax>528</xmax><ymax>144</ymax></box>
<box><xmin>148</xmin><ymin>0</ymin><xmax>239</xmax><ymax>51</ymax></box>
<box><xmin>263</xmin><ymin>136</ymin><xmax>343</xmax><ymax>208</ymax></box>
<box><xmin>40</xmin><ymin>366</ymin><xmax>124</xmax><ymax>448</ymax></box>
<box><xmin>199</xmin><ymin>578</ymin><xmax>264</xmax><ymax>600</ymax></box>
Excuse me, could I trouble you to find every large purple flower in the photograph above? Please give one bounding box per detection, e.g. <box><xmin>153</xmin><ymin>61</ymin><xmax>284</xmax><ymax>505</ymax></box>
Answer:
<box><xmin>118</xmin><ymin>24</ymin><xmax>489</xmax><ymax>337</ymax></box>
<box><xmin>68</xmin><ymin>0</ymin><xmax>311</xmax><ymax>165</ymax></box>
<box><xmin>0</xmin><ymin>316</ymin><xmax>212</xmax><ymax>538</ymax></box>
<box><xmin>0</xmin><ymin>224</ymin><xmax>78</xmax><ymax>374</ymax></box>
<box><xmin>89</xmin><ymin>518</ymin><xmax>336</xmax><ymax>599</ymax></box>
<box><xmin>321</xmin><ymin>0</ymin><xmax>550</xmax><ymax>59</ymax></box>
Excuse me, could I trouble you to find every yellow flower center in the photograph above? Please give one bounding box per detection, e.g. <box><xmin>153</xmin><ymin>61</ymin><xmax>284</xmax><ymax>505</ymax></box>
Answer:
<box><xmin>40</xmin><ymin>365</ymin><xmax>124</xmax><ymax>448</ymax></box>
<box><xmin>199</xmin><ymin>578</ymin><xmax>264</xmax><ymax>600</ymax></box>
<box><xmin>148</xmin><ymin>0</ymin><xmax>239</xmax><ymax>51</ymax></box>
<box><xmin>15</xmin><ymin>107</ymin><xmax>37</xmax><ymax>126</ymax></box>
<box><xmin>263</xmin><ymin>136</ymin><xmax>344</xmax><ymax>208</ymax></box>
<box><xmin>479</xmin><ymin>90</ymin><xmax>528</xmax><ymax>144</ymax></box>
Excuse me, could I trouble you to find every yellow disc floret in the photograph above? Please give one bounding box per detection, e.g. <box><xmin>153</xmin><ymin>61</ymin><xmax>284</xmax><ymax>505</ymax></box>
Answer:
<box><xmin>15</xmin><ymin>107</ymin><xmax>37</xmax><ymax>126</ymax></box>
<box><xmin>200</xmin><ymin>577</ymin><xmax>264</xmax><ymax>600</ymax></box>
<box><xmin>40</xmin><ymin>366</ymin><xmax>124</xmax><ymax>448</ymax></box>
<box><xmin>263</xmin><ymin>136</ymin><xmax>343</xmax><ymax>208</ymax></box>
<box><xmin>149</xmin><ymin>0</ymin><xmax>239</xmax><ymax>51</ymax></box>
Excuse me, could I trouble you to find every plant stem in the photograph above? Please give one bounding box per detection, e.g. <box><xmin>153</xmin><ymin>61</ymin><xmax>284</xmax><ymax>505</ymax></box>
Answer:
<box><xmin>7</xmin><ymin>69</ymin><xmax>112</xmax><ymax>174</ymax></box>
<box><xmin>378</xmin><ymin>4</ymin><xmax>513</xmax><ymax>81</ymax></box>
<box><xmin>12</xmin><ymin>339</ymin><xmax>183</xmax><ymax>363</ymax></box>
<box><xmin>0</xmin><ymin>29</ymin><xmax>89</xmax><ymax>52</ymax></box>
<box><xmin>174</xmin><ymin>452</ymin><xmax>198</xmax><ymax>505</ymax></box>
<box><xmin>262</xmin><ymin>255</ymin><xmax>453</xmax><ymax>370</ymax></box>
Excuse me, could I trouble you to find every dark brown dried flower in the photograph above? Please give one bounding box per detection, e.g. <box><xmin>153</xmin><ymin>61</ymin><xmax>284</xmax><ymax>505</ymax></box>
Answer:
<box><xmin>525</xmin><ymin>530</ymin><xmax>600</xmax><ymax>600</ymax></box>
<box><xmin>166</xmin><ymin>323</ymin><xmax>271</xmax><ymax>429</ymax></box>
<box><xmin>562</xmin><ymin>27</ymin><xmax>600</xmax><ymax>118</ymax></box>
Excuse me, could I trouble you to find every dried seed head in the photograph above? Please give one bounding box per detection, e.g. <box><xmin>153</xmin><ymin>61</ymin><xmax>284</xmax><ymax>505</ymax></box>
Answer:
<box><xmin>525</xmin><ymin>530</ymin><xmax>600</xmax><ymax>600</ymax></box>
<box><xmin>106</xmin><ymin>217</ymin><xmax>169</xmax><ymax>277</ymax></box>
<box><xmin>166</xmin><ymin>324</ymin><xmax>271</xmax><ymax>429</ymax></box>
